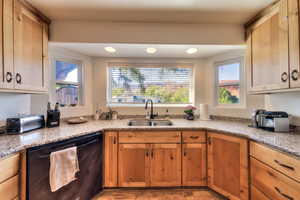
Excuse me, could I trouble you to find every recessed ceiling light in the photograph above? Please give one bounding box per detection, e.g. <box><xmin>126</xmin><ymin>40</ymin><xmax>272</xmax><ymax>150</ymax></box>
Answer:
<box><xmin>146</xmin><ymin>48</ymin><xmax>157</xmax><ymax>54</ymax></box>
<box><xmin>186</xmin><ymin>48</ymin><xmax>198</xmax><ymax>54</ymax></box>
<box><xmin>104</xmin><ymin>47</ymin><xmax>116</xmax><ymax>53</ymax></box>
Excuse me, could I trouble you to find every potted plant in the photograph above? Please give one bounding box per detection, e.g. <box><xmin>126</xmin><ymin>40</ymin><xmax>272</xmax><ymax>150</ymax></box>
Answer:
<box><xmin>184</xmin><ymin>105</ymin><xmax>197</xmax><ymax>120</ymax></box>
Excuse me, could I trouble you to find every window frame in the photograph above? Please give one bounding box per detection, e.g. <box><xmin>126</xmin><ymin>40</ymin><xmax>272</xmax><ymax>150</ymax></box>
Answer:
<box><xmin>54</xmin><ymin>58</ymin><xmax>84</xmax><ymax>107</ymax></box>
<box><xmin>214</xmin><ymin>57</ymin><xmax>245</xmax><ymax>108</ymax></box>
<box><xmin>106</xmin><ymin>63</ymin><xmax>195</xmax><ymax>107</ymax></box>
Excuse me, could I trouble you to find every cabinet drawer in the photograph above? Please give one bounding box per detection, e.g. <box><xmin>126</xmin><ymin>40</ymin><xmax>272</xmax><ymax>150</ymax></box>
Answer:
<box><xmin>251</xmin><ymin>185</ymin><xmax>270</xmax><ymax>200</ymax></box>
<box><xmin>182</xmin><ymin>131</ymin><xmax>206</xmax><ymax>143</ymax></box>
<box><xmin>119</xmin><ymin>131</ymin><xmax>181</xmax><ymax>144</ymax></box>
<box><xmin>0</xmin><ymin>154</ymin><xmax>19</xmax><ymax>183</ymax></box>
<box><xmin>251</xmin><ymin>157</ymin><xmax>300</xmax><ymax>200</ymax></box>
<box><xmin>0</xmin><ymin>175</ymin><xmax>19</xmax><ymax>200</ymax></box>
<box><xmin>250</xmin><ymin>142</ymin><xmax>300</xmax><ymax>182</ymax></box>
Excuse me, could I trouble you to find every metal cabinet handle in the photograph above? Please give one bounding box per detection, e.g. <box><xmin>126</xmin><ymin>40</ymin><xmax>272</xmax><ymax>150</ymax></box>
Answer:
<box><xmin>113</xmin><ymin>136</ymin><xmax>116</xmax><ymax>144</ymax></box>
<box><xmin>190</xmin><ymin>136</ymin><xmax>199</xmax><ymax>139</ymax></box>
<box><xmin>6</xmin><ymin>72</ymin><xmax>13</xmax><ymax>83</ymax></box>
<box><xmin>274</xmin><ymin>187</ymin><xmax>294</xmax><ymax>200</ymax></box>
<box><xmin>274</xmin><ymin>159</ymin><xmax>295</xmax><ymax>171</ymax></box>
<box><xmin>146</xmin><ymin>149</ymin><xmax>149</xmax><ymax>157</ymax></box>
<box><xmin>281</xmin><ymin>72</ymin><xmax>288</xmax><ymax>82</ymax></box>
<box><xmin>183</xmin><ymin>150</ymin><xmax>187</xmax><ymax>156</ymax></box>
<box><xmin>291</xmin><ymin>69</ymin><xmax>299</xmax><ymax>81</ymax></box>
<box><xmin>16</xmin><ymin>73</ymin><xmax>22</xmax><ymax>84</ymax></box>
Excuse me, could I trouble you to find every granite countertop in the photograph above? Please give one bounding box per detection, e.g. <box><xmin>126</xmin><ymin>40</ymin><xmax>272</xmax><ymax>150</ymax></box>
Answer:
<box><xmin>0</xmin><ymin>119</ymin><xmax>300</xmax><ymax>159</ymax></box>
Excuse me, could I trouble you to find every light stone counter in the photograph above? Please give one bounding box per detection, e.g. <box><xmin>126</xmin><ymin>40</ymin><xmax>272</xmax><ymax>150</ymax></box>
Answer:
<box><xmin>0</xmin><ymin>119</ymin><xmax>300</xmax><ymax>159</ymax></box>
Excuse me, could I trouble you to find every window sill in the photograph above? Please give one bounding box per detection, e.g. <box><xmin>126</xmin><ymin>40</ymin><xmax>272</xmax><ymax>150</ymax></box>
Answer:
<box><xmin>214</xmin><ymin>104</ymin><xmax>246</xmax><ymax>110</ymax></box>
<box><xmin>107</xmin><ymin>103</ymin><xmax>193</xmax><ymax>108</ymax></box>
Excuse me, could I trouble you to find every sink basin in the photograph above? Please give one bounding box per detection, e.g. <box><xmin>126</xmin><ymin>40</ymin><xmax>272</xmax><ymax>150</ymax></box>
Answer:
<box><xmin>150</xmin><ymin>119</ymin><xmax>173</xmax><ymax>126</ymax></box>
<box><xmin>127</xmin><ymin>119</ymin><xmax>151</xmax><ymax>126</ymax></box>
<box><xmin>128</xmin><ymin>119</ymin><xmax>173</xmax><ymax>126</ymax></box>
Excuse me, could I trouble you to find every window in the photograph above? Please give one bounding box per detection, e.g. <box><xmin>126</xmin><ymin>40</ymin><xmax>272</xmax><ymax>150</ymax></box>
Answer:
<box><xmin>215</xmin><ymin>58</ymin><xmax>243</xmax><ymax>106</ymax></box>
<box><xmin>55</xmin><ymin>60</ymin><xmax>82</xmax><ymax>106</ymax></box>
<box><xmin>107</xmin><ymin>63</ymin><xmax>193</xmax><ymax>105</ymax></box>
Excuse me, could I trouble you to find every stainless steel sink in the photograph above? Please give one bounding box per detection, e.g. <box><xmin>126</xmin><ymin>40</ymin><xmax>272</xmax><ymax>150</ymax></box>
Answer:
<box><xmin>128</xmin><ymin>119</ymin><xmax>173</xmax><ymax>126</ymax></box>
<box><xmin>127</xmin><ymin>119</ymin><xmax>151</xmax><ymax>126</ymax></box>
<box><xmin>150</xmin><ymin>119</ymin><xmax>173</xmax><ymax>126</ymax></box>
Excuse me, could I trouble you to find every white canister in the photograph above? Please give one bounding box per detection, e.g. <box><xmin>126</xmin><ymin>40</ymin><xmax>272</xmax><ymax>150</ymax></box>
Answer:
<box><xmin>199</xmin><ymin>104</ymin><xmax>210</xmax><ymax>120</ymax></box>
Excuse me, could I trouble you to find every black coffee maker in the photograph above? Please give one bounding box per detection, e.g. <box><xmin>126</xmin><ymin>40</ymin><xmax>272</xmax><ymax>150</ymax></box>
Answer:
<box><xmin>46</xmin><ymin>102</ymin><xmax>60</xmax><ymax>128</ymax></box>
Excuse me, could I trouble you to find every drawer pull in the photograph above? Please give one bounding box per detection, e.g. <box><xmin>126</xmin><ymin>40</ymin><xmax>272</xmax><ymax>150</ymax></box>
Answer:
<box><xmin>274</xmin><ymin>187</ymin><xmax>294</xmax><ymax>200</ymax></box>
<box><xmin>146</xmin><ymin>149</ymin><xmax>149</xmax><ymax>157</ymax></box>
<box><xmin>113</xmin><ymin>136</ymin><xmax>117</xmax><ymax>144</ymax></box>
<box><xmin>190</xmin><ymin>136</ymin><xmax>199</xmax><ymax>139</ymax></box>
<box><xmin>274</xmin><ymin>160</ymin><xmax>295</xmax><ymax>171</ymax></box>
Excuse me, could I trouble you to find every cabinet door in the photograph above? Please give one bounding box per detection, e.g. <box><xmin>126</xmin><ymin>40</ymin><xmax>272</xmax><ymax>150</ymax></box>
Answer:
<box><xmin>13</xmin><ymin>0</ymin><xmax>47</xmax><ymax>92</ymax></box>
<box><xmin>182</xmin><ymin>143</ymin><xmax>207</xmax><ymax>186</ymax></box>
<box><xmin>208</xmin><ymin>132</ymin><xmax>249</xmax><ymax>200</ymax></box>
<box><xmin>288</xmin><ymin>0</ymin><xmax>300</xmax><ymax>88</ymax></box>
<box><xmin>118</xmin><ymin>144</ymin><xmax>150</xmax><ymax>187</ymax></box>
<box><xmin>250</xmin><ymin>0</ymin><xmax>289</xmax><ymax>92</ymax></box>
<box><xmin>1</xmin><ymin>0</ymin><xmax>14</xmax><ymax>89</ymax></box>
<box><xmin>104</xmin><ymin>132</ymin><xmax>118</xmax><ymax>187</ymax></box>
<box><xmin>150</xmin><ymin>144</ymin><xmax>181</xmax><ymax>187</ymax></box>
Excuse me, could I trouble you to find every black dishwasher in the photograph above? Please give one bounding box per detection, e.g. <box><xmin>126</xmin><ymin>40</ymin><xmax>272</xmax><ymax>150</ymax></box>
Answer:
<box><xmin>27</xmin><ymin>132</ymin><xmax>103</xmax><ymax>200</ymax></box>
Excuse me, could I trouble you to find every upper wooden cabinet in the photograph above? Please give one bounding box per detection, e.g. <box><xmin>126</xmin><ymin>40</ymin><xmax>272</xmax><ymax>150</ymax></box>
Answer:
<box><xmin>208</xmin><ymin>132</ymin><xmax>249</xmax><ymax>200</ymax></box>
<box><xmin>246</xmin><ymin>0</ymin><xmax>289</xmax><ymax>93</ymax></box>
<box><xmin>13</xmin><ymin>0</ymin><xmax>48</xmax><ymax>92</ymax></box>
<box><xmin>0</xmin><ymin>0</ymin><xmax>50</xmax><ymax>93</ymax></box>
<box><xmin>246</xmin><ymin>0</ymin><xmax>300</xmax><ymax>93</ymax></box>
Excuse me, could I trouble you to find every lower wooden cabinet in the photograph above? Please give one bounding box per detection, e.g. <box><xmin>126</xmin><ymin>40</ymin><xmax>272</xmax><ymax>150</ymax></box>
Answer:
<box><xmin>118</xmin><ymin>144</ymin><xmax>150</xmax><ymax>187</ymax></box>
<box><xmin>104</xmin><ymin>131</ymin><xmax>118</xmax><ymax>187</ymax></box>
<box><xmin>251</xmin><ymin>157</ymin><xmax>300</xmax><ymax>200</ymax></box>
<box><xmin>150</xmin><ymin>144</ymin><xmax>181</xmax><ymax>187</ymax></box>
<box><xmin>118</xmin><ymin>143</ymin><xmax>181</xmax><ymax>187</ymax></box>
<box><xmin>0</xmin><ymin>175</ymin><xmax>19</xmax><ymax>200</ymax></box>
<box><xmin>251</xmin><ymin>185</ymin><xmax>270</xmax><ymax>200</ymax></box>
<box><xmin>182</xmin><ymin>143</ymin><xmax>207</xmax><ymax>186</ymax></box>
<box><xmin>0</xmin><ymin>153</ymin><xmax>20</xmax><ymax>200</ymax></box>
<box><xmin>208</xmin><ymin>132</ymin><xmax>249</xmax><ymax>200</ymax></box>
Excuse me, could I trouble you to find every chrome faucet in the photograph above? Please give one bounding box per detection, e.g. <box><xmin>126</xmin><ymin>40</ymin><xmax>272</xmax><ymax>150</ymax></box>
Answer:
<box><xmin>145</xmin><ymin>99</ymin><xmax>157</xmax><ymax>119</ymax></box>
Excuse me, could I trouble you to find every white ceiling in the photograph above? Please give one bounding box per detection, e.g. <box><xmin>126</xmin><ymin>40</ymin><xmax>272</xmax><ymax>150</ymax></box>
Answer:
<box><xmin>50</xmin><ymin>43</ymin><xmax>246</xmax><ymax>58</ymax></box>
<box><xmin>27</xmin><ymin>0</ymin><xmax>276</xmax><ymax>24</ymax></box>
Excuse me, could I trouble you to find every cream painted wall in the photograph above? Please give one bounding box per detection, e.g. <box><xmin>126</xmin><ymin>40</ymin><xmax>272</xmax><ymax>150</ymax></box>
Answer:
<box><xmin>49</xmin><ymin>46</ymin><xmax>94</xmax><ymax>118</ymax></box>
<box><xmin>93</xmin><ymin>58</ymin><xmax>206</xmax><ymax>116</ymax></box>
<box><xmin>50</xmin><ymin>21</ymin><xmax>244</xmax><ymax>45</ymax></box>
<box><xmin>265</xmin><ymin>93</ymin><xmax>300</xmax><ymax>126</ymax></box>
<box><xmin>0</xmin><ymin>93</ymin><xmax>31</xmax><ymax>120</ymax></box>
<box><xmin>203</xmin><ymin>49</ymin><xmax>265</xmax><ymax>119</ymax></box>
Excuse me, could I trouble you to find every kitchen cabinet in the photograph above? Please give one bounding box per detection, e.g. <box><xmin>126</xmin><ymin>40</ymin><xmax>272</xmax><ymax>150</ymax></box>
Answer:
<box><xmin>104</xmin><ymin>131</ymin><xmax>118</xmax><ymax>188</ymax></box>
<box><xmin>250</xmin><ymin>142</ymin><xmax>300</xmax><ymax>200</ymax></box>
<box><xmin>182</xmin><ymin>143</ymin><xmax>206</xmax><ymax>186</ymax></box>
<box><xmin>207</xmin><ymin>132</ymin><xmax>249</xmax><ymax>200</ymax></box>
<box><xmin>118</xmin><ymin>131</ymin><xmax>181</xmax><ymax>187</ymax></box>
<box><xmin>13</xmin><ymin>0</ymin><xmax>48</xmax><ymax>92</ymax></box>
<box><xmin>182</xmin><ymin>130</ymin><xmax>207</xmax><ymax>186</ymax></box>
<box><xmin>150</xmin><ymin>144</ymin><xmax>181</xmax><ymax>187</ymax></box>
<box><xmin>251</xmin><ymin>157</ymin><xmax>300</xmax><ymax>200</ymax></box>
<box><xmin>118</xmin><ymin>143</ymin><xmax>150</xmax><ymax>187</ymax></box>
<box><xmin>246</xmin><ymin>0</ymin><xmax>289</xmax><ymax>93</ymax></box>
<box><xmin>0</xmin><ymin>153</ymin><xmax>20</xmax><ymax>200</ymax></box>
<box><xmin>251</xmin><ymin>185</ymin><xmax>270</xmax><ymax>200</ymax></box>
<box><xmin>0</xmin><ymin>0</ymin><xmax>50</xmax><ymax>93</ymax></box>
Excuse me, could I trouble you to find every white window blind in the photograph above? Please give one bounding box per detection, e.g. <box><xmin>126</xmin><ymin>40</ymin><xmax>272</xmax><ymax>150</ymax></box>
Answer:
<box><xmin>107</xmin><ymin>63</ymin><xmax>194</xmax><ymax>105</ymax></box>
